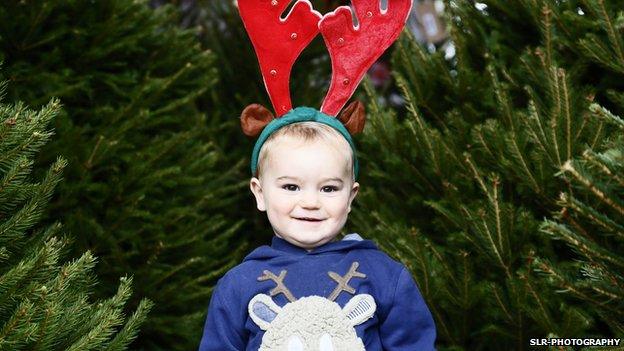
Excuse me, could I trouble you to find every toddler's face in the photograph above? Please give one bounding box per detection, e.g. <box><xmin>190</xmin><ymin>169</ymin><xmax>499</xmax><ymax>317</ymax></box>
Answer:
<box><xmin>250</xmin><ymin>136</ymin><xmax>359</xmax><ymax>250</ymax></box>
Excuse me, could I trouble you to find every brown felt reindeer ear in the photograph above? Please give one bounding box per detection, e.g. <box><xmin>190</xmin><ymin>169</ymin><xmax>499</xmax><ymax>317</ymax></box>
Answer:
<box><xmin>241</xmin><ymin>104</ymin><xmax>275</xmax><ymax>137</ymax></box>
<box><xmin>337</xmin><ymin>100</ymin><xmax>366</xmax><ymax>135</ymax></box>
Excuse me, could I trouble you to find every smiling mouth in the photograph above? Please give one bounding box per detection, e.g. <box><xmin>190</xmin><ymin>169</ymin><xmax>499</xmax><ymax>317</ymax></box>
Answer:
<box><xmin>295</xmin><ymin>217</ymin><xmax>324</xmax><ymax>222</ymax></box>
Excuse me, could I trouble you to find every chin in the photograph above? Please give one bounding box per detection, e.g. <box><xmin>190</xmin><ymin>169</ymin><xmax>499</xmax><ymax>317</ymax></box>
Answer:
<box><xmin>299</xmin><ymin>235</ymin><xmax>333</xmax><ymax>247</ymax></box>
<box><xmin>280</xmin><ymin>226</ymin><xmax>340</xmax><ymax>248</ymax></box>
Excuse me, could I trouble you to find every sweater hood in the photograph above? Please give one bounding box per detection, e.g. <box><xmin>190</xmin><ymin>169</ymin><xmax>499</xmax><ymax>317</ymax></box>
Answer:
<box><xmin>243</xmin><ymin>233</ymin><xmax>378</xmax><ymax>261</ymax></box>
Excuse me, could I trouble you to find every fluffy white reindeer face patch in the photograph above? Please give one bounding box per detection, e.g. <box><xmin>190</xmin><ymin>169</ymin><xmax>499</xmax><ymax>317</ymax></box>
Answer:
<box><xmin>248</xmin><ymin>262</ymin><xmax>376</xmax><ymax>351</ymax></box>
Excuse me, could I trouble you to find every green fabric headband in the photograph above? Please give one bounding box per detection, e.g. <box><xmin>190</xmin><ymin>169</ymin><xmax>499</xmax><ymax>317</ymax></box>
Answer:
<box><xmin>250</xmin><ymin>107</ymin><xmax>359</xmax><ymax>180</ymax></box>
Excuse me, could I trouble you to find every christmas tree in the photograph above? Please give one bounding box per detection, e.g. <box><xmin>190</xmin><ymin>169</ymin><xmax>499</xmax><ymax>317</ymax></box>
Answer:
<box><xmin>349</xmin><ymin>0</ymin><xmax>623</xmax><ymax>349</ymax></box>
<box><xmin>536</xmin><ymin>103</ymin><xmax>624</xmax><ymax>336</ymax></box>
<box><xmin>0</xmin><ymin>91</ymin><xmax>151</xmax><ymax>350</ymax></box>
<box><xmin>0</xmin><ymin>1</ymin><xmax>248</xmax><ymax>349</ymax></box>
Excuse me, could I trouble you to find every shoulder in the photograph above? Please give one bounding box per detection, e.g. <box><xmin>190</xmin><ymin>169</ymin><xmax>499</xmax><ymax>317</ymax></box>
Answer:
<box><xmin>338</xmin><ymin>236</ymin><xmax>418</xmax><ymax>319</ymax></box>
<box><xmin>215</xmin><ymin>243</ymin><xmax>285</xmax><ymax>293</ymax></box>
<box><xmin>217</xmin><ymin>254</ymin><xmax>267</xmax><ymax>290</ymax></box>
<box><xmin>344</xmin><ymin>236</ymin><xmax>406</xmax><ymax>276</ymax></box>
<box><xmin>341</xmin><ymin>235</ymin><xmax>408</xmax><ymax>294</ymax></box>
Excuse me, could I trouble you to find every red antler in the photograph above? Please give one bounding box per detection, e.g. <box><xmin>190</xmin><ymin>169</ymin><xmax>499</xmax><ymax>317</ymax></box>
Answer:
<box><xmin>319</xmin><ymin>0</ymin><xmax>413</xmax><ymax>116</ymax></box>
<box><xmin>238</xmin><ymin>0</ymin><xmax>322</xmax><ymax>116</ymax></box>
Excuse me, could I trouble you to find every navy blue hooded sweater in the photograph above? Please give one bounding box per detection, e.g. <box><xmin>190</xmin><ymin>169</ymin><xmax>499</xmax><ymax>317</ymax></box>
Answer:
<box><xmin>198</xmin><ymin>234</ymin><xmax>437</xmax><ymax>350</ymax></box>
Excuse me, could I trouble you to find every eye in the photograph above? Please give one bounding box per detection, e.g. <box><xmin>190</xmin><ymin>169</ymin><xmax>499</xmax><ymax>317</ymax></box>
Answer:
<box><xmin>282</xmin><ymin>184</ymin><xmax>299</xmax><ymax>191</ymax></box>
<box><xmin>288</xmin><ymin>335</ymin><xmax>304</xmax><ymax>351</ymax></box>
<box><xmin>321</xmin><ymin>186</ymin><xmax>339</xmax><ymax>193</ymax></box>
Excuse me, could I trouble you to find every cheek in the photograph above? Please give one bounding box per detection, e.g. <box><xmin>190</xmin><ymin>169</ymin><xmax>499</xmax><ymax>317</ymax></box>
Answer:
<box><xmin>324</xmin><ymin>195</ymin><xmax>351</xmax><ymax>217</ymax></box>
<box><xmin>268</xmin><ymin>193</ymin><xmax>295</xmax><ymax>215</ymax></box>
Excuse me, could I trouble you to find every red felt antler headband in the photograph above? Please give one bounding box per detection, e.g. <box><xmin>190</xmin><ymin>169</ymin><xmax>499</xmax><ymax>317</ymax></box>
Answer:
<box><xmin>238</xmin><ymin>0</ymin><xmax>413</xmax><ymax>136</ymax></box>
<box><xmin>237</xmin><ymin>0</ymin><xmax>322</xmax><ymax>116</ymax></box>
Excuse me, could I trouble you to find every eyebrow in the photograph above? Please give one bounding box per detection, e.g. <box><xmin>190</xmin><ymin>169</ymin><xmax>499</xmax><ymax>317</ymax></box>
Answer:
<box><xmin>276</xmin><ymin>176</ymin><xmax>344</xmax><ymax>183</ymax></box>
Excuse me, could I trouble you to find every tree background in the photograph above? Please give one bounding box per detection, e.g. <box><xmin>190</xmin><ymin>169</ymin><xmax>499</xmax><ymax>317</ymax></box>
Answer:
<box><xmin>0</xmin><ymin>90</ymin><xmax>151</xmax><ymax>350</ymax></box>
<box><xmin>1</xmin><ymin>1</ymin><xmax>247</xmax><ymax>349</ymax></box>
<box><xmin>349</xmin><ymin>0</ymin><xmax>623</xmax><ymax>349</ymax></box>
<box><xmin>1</xmin><ymin>0</ymin><xmax>622</xmax><ymax>350</ymax></box>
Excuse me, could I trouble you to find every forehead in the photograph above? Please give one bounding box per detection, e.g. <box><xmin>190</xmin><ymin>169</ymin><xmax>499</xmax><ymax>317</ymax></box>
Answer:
<box><xmin>265</xmin><ymin>137</ymin><xmax>351</xmax><ymax>177</ymax></box>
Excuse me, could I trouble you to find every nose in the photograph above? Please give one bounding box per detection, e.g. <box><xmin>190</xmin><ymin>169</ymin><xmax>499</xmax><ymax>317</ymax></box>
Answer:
<box><xmin>299</xmin><ymin>188</ymin><xmax>320</xmax><ymax>208</ymax></box>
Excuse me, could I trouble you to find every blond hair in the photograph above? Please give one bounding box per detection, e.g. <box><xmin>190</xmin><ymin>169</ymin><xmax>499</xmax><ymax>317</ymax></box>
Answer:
<box><xmin>256</xmin><ymin>122</ymin><xmax>354</xmax><ymax>181</ymax></box>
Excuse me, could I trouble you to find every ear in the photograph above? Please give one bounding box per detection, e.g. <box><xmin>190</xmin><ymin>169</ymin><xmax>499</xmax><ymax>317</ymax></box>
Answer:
<box><xmin>342</xmin><ymin>294</ymin><xmax>376</xmax><ymax>327</ymax></box>
<box><xmin>241</xmin><ymin>104</ymin><xmax>275</xmax><ymax>137</ymax></box>
<box><xmin>337</xmin><ymin>100</ymin><xmax>366</xmax><ymax>135</ymax></box>
<box><xmin>348</xmin><ymin>181</ymin><xmax>359</xmax><ymax>213</ymax></box>
<box><xmin>248</xmin><ymin>293</ymin><xmax>282</xmax><ymax>330</ymax></box>
<box><xmin>250</xmin><ymin>177</ymin><xmax>266</xmax><ymax>211</ymax></box>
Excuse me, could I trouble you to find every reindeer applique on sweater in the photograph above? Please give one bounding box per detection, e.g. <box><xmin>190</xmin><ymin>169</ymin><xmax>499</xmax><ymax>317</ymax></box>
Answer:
<box><xmin>248</xmin><ymin>262</ymin><xmax>375</xmax><ymax>351</ymax></box>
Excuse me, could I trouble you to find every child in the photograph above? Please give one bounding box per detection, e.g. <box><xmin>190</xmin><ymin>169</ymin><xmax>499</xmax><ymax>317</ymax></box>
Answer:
<box><xmin>198</xmin><ymin>108</ymin><xmax>437</xmax><ymax>350</ymax></box>
<box><xmin>199</xmin><ymin>0</ymin><xmax>436</xmax><ymax>349</ymax></box>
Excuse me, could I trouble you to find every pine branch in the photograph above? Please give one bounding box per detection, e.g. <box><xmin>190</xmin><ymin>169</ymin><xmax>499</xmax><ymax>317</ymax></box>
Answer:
<box><xmin>396</xmin><ymin>74</ymin><xmax>441</xmax><ymax>174</ymax></box>
<box><xmin>0</xmin><ymin>80</ymin><xmax>150</xmax><ymax>350</ymax></box>
<box><xmin>562</xmin><ymin>160</ymin><xmax>624</xmax><ymax>216</ymax></box>
<box><xmin>519</xmin><ymin>271</ymin><xmax>556</xmax><ymax>332</ymax></box>
<box><xmin>583</xmin><ymin>0</ymin><xmax>624</xmax><ymax>71</ymax></box>
<box><xmin>542</xmin><ymin>219</ymin><xmax>624</xmax><ymax>268</ymax></box>
<box><xmin>590</xmin><ymin>103</ymin><xmax>624</xmax><ymax>129</ymax></box>
<box><xmin>102</xmin><ymin>298</ymin><xmax>153</xmax><ymax>351</ymax></box>
<box><xmin>549</xmin><ymin>67</ymin><xmax>564</xmax><ymax>166</ymax></box>
<box><xmin>583</xmin><ymin>149</ymin><xmax>624</xmax><ymax>186</ymax></box>
<box><xmin>561</xmin><ymin>193</ymin><xmax>624</xmax><ymax>239</ymax></box>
